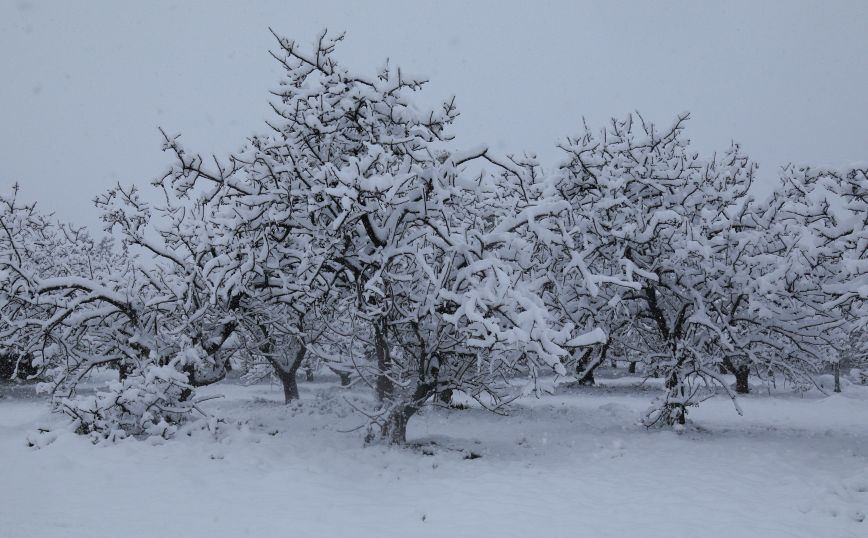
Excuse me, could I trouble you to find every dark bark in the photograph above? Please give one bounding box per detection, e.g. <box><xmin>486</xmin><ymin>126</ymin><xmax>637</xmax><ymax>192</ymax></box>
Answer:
<box><xmin>834</xmin><ymin>361</ymin><xmax>841</xmax><ymax>393</ymax></box>
<box><xmin>374</xmin><ymin>321</ymin><xmax>393</xmax><ymax>402</ymax></box>
<box><xmin>274</xmin><ymin>366</ymin><xmax>300</xmax><ymax>403</ymax></box>
<box><xmin>723</xmin><ymin>359</ymin><xmax>750</xmax><ymax>394</ymax></box>
<box><xmin>666</xmin><ymin>371</ymin><xmax>678</xmax><ymax>390</ymax></box>
<box><xmin>665</xmin><ymin>371</ymin><xmax>687</xmax><ymax>425</ymax></box>
<box><xmin>258</xmin><ymin>324</ymin><xmax>306</xmax><ymax>403</ymax></box>
<box><xmin>577</xmin><ymin>343</ymin><xmax>610</xmax><ymax>386</ymax></box>
<box><xmin>628</xmin><ymin>361</ymin><xmax>636</xmax><ymax>374</ymax></box>
<box><xmin>578</xmin><ymin>365</ymin><xmax>596</xmax><ymax>386</ymax></box>
<box><xmin>380</xmin><ymin>382</ymin><xmax>434</xmax><ymax>445</ymax></box>
<box><xmin>1</xmin><ymin>352</ymin><xmax>38</xmax><ymax>380</ymax></box>
<box><xmin>118</xmin><ymin>361</ymin><xmax>131</xmax><ymax>382</ymax></box>
<box><xmin>734</xmin><ymin>365</ymin><xmax>750</xmax><ymax>395</ymax></box>
<box><xmin>269</xmin><ymin>342</ymin><xmax>306</xmax><ymax>404</ymax></box>
<box><xmin>644</xmin><ymin>285</ymin><xmax>670</xmax><ymax>345</ymax></box>
<box><xmin>326</xmin><ymin>366</ymin><xmax>352</xmax><ymax>386</ymax></box>
<box><xmin>575</xmin><ymin>348</ymin><xmax>593</xmax><ymax>377</ymax></box>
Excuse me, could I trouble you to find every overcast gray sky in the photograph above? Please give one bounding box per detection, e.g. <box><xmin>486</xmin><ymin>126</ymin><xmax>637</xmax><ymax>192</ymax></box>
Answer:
<box><xmin>2</xmin><ymin>0</ymin><xmax>867</xmax><ymax>229</ymax></box>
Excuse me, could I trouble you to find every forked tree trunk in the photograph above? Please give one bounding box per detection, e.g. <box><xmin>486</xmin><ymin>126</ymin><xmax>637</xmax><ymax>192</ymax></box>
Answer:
<box><xmin>267</xmin><ymin>340</ymin><xmax>306</xmax><ymax>404</ymax></box>
<box><xmin>577</xmin><ymin>343</ymin><xmax>610</xmax><ymax>386</ymax></box>
<box><xmin>380</xmin><ymin>382</ymin><xmax>434</xmax><ymax>445</ymax></box>
<box><xmin>327</xmin><ymin>366</ymin><xmax>352</xmax><ymax>387</ymax></box>
<box><xmin>722</xmin><ymin>358</ymin><xmax>750</xmax><ymax>395</ymax></box>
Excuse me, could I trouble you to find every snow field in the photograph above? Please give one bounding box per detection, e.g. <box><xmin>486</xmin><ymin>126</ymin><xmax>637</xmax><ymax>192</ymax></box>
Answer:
<box><xmin>1</xmin><ymin>376</ymin><xmax>866</xmax><ymax>538</ymax></box>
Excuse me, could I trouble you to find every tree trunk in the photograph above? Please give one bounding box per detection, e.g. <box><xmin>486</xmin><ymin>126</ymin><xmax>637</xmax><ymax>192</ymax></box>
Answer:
<box><xmin>267</xmin><ymin>339</ymin><xmax>306</xmax><ymax>404</ymax></box>
<box><xmin>722</xmin><ymin>358</ymin><xmax>750</xmax><ymax>395</ymax></box>
<box><xmin>628</xmin><ymin>361</ymin><xmax>636</xmax><ymax>374</ymax></box>
<box><xmin>575</xmin><ymin>348</ymin><xmax>594</xmax><ymax>385</ymax></box>
<box><xmin>275</xmin><ymin>367</ymin><xmax>300</xmax><ymax>403</ymax></box>
<box><xmin>734</xmin><ymin>365</ymin><xmax>750</xmax><ymax>395</ymax></box>
<box><xmin>665</xmin><ymin>371</ymin><xmax>687</xmax><ymax>426</ymax></box>
<box><xmin>375</xmin><ymin>321</ymin><xmax>393</xmax><ymax>402</ymax></box>
<box><xmin>834</xmin><ymin>361</ymin><xmax>842</xmax><ymax>393</ymax></box>
<box><xmin>577</xmin><ymin>343</ymin><xmax>610</xmax><ymax>386</ymax></box>
<box><xmin>382</xmin><ymin>406</ymin><xmax>412</xmax><ymax>445</ymax></box>
<box><xmin>304</xmin><ymin>366</ymin><xmax>314</xmax><ymax>383</ymax></box>
<box><xmin>379</xmin><ymin>382</ymin><xmax>434</xmax><ymax>445</ymax></box>
<box><xmin>327</xmin><ymin>366</ymin><xmax>352</xmax><ymax>387</ymax></box>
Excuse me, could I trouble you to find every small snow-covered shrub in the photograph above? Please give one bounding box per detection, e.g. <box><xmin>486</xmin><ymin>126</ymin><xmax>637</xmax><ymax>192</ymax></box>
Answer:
<box><xmin>51</xmin><ymin>360</ymin><xmax>200</xmax><ymax>442</ymax></box>
<box><xmin>849</xmin><ymin>369</ymin><xmax>868</xmax><ymax>385</ymax></box>
<box><xmin>642</xmin><ymin>388</ymin><xmax>704</xmax><ymax>431</ymax></box>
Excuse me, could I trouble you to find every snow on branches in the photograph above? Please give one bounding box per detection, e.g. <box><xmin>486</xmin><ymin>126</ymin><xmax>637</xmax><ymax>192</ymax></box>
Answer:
<box><xmin>1</xmin><ymin>30</ymin><xmax>864</xmax><ymax>443</ymax></box>
<box><xmin>554</xmin><ymin>113</ymin><xmax>839</xmax><ymax>427</ymax></box>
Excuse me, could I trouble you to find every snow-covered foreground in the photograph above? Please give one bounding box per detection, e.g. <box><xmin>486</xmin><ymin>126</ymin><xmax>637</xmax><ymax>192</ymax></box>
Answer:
<box><xmin>1</xmin><ymin>377</ymin><xmax>867</xmax><ymax>538</ymax></box>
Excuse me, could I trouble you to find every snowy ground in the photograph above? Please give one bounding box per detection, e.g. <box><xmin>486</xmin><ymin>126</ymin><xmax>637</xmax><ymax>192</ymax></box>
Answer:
<box><xmin>1</xmin><ymin>374</ymin><xmax>867</xmax><ymax>538</ymax></box>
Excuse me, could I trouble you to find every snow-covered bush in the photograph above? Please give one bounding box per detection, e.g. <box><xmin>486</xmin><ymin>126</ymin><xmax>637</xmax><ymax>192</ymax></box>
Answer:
<box><xmin>850</xmin><ymin>369</ymin><xmax>868</xmax><ymax>385</ymax></box>
<box><xmin>55</xmin><ymin>360</ymin><xmax>197</xmax><ymax>441</ymax></box>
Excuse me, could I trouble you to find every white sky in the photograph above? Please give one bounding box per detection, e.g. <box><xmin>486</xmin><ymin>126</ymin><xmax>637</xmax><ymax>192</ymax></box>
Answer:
<box><xmin>2</xmin><ymin>0</ymin><xmax>867</xmax><ymax>229</ymax></box>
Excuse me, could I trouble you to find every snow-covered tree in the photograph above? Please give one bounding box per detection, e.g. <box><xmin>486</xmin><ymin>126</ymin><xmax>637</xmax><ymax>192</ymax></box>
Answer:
<box><xmin>775</xmin><ymin>165</ymin><xmax>868</xmax><ymax>325</ymax></box>
<box><xmin>0</xmin><ymin>185</ymin><xmax>54</xmax><ymax>382</ymax></box>
<box><xmin>0</xmin><ymin>177</ymin><xmax>256</xmax><ymax>439</ymax></box>
<box><xmin>553</xmin><ymin>114</ymin><xmax>838</xmax><ymax>427</ymax></box>
<box><xmin>142</xmin><ymin>30</ymin><xmax>613</xmax><ymax>443</ymax></box>
<box><xmin>5</xmin><ymin>29</ymin><xmax>858</xmax><ymax>443</ymax></box>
